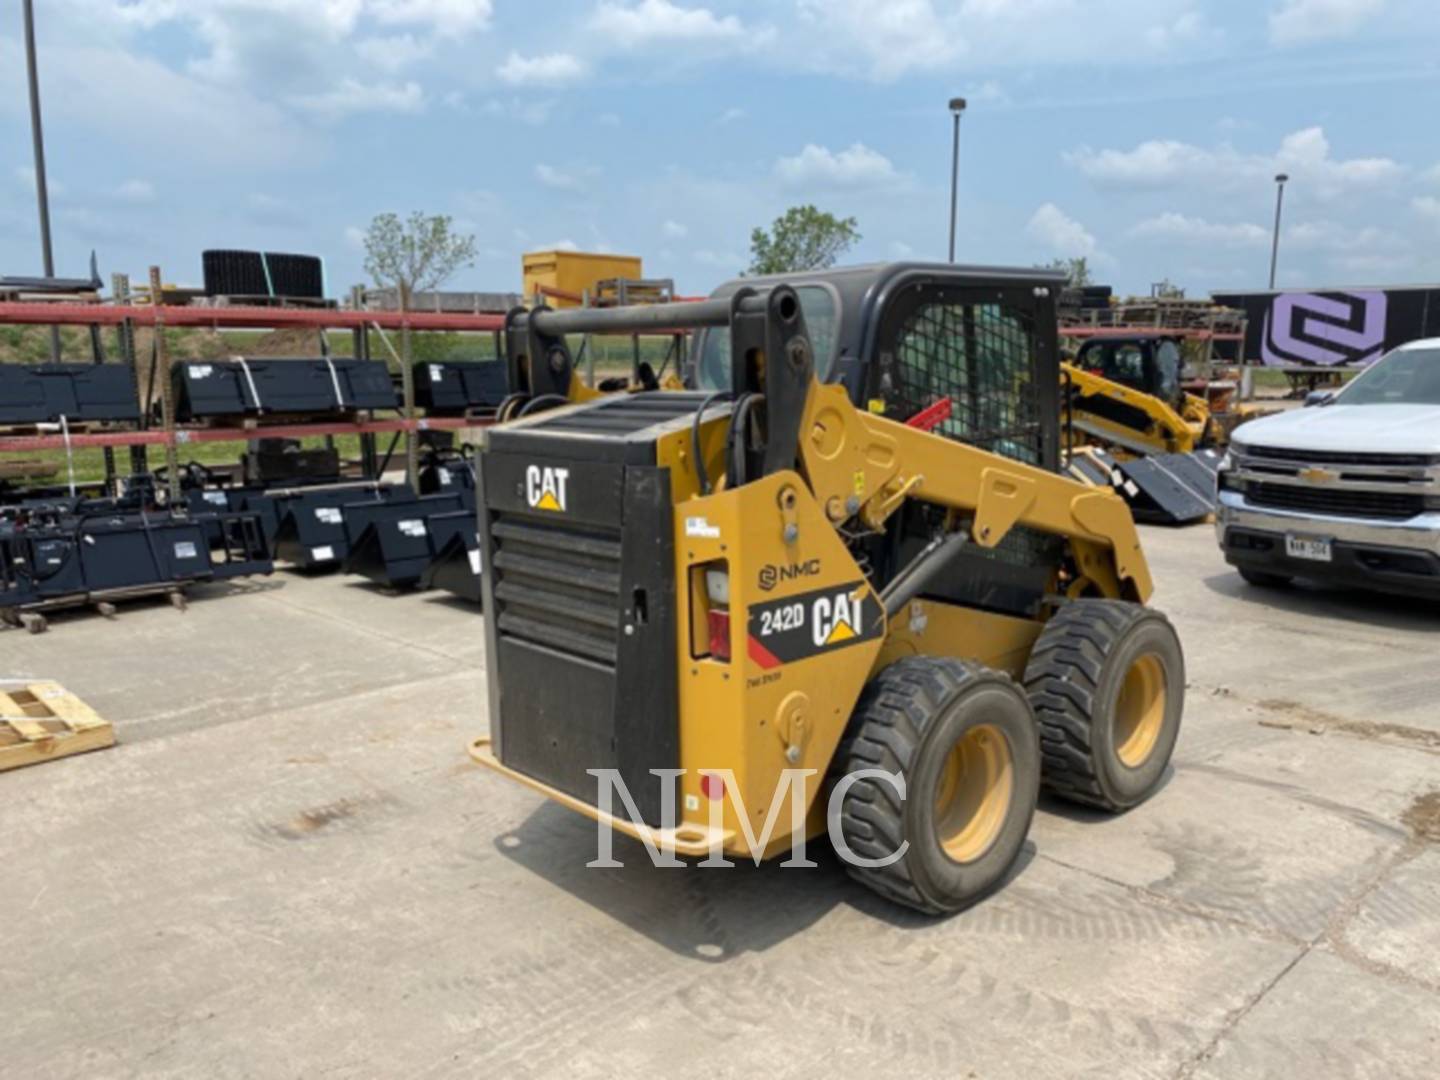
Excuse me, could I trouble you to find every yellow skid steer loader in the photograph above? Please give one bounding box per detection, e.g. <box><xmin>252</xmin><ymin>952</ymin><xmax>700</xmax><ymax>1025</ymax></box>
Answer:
<box><xmin>470</xmin><ymin>264</ymin><xmax>1184</xmax><ymax>914</ymax></box>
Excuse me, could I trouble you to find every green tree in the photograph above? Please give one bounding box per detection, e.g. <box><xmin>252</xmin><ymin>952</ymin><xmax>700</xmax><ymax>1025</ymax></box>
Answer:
<box><xmin>1042</xmin><ymin>256</ymin><xmax>1093</xmax><ymax>287</ymax></box>
<box><xmin>363</xmin><ymin>211</ymin><xmax>477</xmax><ymax>305</ymax></box>
<box><xmin>748</xmin><ymin>205</ymin><xmax>860</xmax><ymax>275</ymax></box>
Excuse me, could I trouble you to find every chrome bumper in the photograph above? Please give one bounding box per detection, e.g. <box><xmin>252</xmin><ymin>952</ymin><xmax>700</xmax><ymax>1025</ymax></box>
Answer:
<box><xmin>1214</xmin><ymin>490</ymin><xmax>1440</xmax><ymax>555</ymax></box>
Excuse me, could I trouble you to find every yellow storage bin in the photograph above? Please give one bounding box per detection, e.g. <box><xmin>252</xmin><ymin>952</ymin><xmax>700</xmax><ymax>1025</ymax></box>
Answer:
<box><xmin>522</xmin><ymin>251</ymin><xmax>643</xmax><ymax>308</ymax></box>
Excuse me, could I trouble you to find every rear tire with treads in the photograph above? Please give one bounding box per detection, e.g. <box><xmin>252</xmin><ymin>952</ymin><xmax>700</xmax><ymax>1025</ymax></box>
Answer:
<box><xmin>833</xmin><ymin>656</ymin><xmax>1040</xmax><ymax>916</ymax></box>
<box><xmin>1024</xmin><ymin>599</ymin><xmax>1184</xmax><ymax>811</ymax></box>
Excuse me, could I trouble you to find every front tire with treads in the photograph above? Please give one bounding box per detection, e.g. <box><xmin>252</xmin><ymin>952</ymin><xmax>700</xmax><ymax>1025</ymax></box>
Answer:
<box><xmin>833</xmin><ymin>657</ymin><xmax>1041</xmax><ymax>916</ymax></box>
<box><xmin>1024</xmin><ymin>599</ymin><xmax>1184</xmax><ymax>811</ymax></box>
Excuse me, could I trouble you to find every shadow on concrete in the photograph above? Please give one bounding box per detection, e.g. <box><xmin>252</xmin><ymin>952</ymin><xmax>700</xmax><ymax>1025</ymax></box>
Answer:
<box><xmin>423</xmin><ymin>594</ymin><xmax>483</xmax><ymax>615</ymax></box>
<box><xmin>1034</xmin><ymin>764</ymin><xmax>1178</xmax><ymax>824</ymax></box>
<box><xmin>1201</xmin><ymin>570</ymin><xmax>1440</xmax><ymax>631</ymax></box>
<box><xmin>491</xmin><ymin>799</ymin><xmax>1037</xmax><ymax>964</ymax></box>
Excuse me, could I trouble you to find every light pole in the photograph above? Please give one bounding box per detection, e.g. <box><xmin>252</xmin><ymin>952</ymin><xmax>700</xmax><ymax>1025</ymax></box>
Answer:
<box><xmin>22</xmin><ymin>0</ymin><xmax>61</xmax><ymax>360</ymax></box>
<box><xmin>948</xmin><ymin>97</ymin><xmax>967</xmax><ymax>263</ymax></box>
<box><xmin>1268</xmin><ymin>172</ymin><xmax>1288</xmax><ymax>290</ymax></box>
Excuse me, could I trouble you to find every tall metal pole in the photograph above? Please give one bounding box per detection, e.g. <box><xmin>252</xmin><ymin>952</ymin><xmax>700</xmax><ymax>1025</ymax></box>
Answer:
<box><xmin>947</xmin><ymin>97</ymin><xmax>967</xmax><ymax>263</ymax></box>
<box><xmin>1268</xmin><ymin>173</ymin><xmax>1289</xmax><ymax>290</ymax></box>
<box><xmin>22</xmin><ymin>0</ymin><xmax>62</xmax><ymax>361</ymax></box>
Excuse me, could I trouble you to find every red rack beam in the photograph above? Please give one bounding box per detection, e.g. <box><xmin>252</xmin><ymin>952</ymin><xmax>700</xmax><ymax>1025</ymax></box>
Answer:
<box><xmin>0</xmin><ymin>416</ymin><xmax>488</xmax><ymax>453</ymax></box>
<box><xmin>0</xmin><ymin>302</ymin><xmax>506</xmax><ymax>332</ymax></box>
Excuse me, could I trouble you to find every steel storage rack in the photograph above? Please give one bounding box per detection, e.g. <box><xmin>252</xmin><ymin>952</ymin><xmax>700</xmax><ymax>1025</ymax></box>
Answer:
<box><xmin>0</xmin><ymin>267</ymin><xmax>503</xmax><ymax>625</ymax></box>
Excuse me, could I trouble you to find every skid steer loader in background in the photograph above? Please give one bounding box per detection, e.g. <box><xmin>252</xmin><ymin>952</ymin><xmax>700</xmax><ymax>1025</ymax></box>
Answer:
<box><xmin>469</xmin><ymin>263</ymin><xmax>1185</xmax><ymax>914</ymax></box>
<box><xmin>1061</xmin><ymin>334</ymin><xmax>1225</xmax><ymax>525</ymax></box>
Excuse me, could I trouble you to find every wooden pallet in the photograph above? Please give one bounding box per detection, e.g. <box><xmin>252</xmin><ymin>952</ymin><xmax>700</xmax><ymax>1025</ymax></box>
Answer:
<box><xmin>0</xmin><ymin>681</ymin><xmax>115</xmax><ymax>772</ymax></box>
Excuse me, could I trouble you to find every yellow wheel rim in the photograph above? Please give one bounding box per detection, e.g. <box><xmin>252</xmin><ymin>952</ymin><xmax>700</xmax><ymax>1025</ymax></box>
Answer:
<box><xmin>933</xmin><ymin>723</ymin><xmax>1013</xmax><ymax>864</ymax></box>
<box><xmin>1115</xmin><ymin>654</ymin><xmax>1166</xmax><ymax>768</ymax></box>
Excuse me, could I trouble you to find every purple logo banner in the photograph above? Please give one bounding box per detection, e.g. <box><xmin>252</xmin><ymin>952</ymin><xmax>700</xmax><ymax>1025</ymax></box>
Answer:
<box><xmin>1261</xmin><ymin>290</ymin><xmax>1388</xmax><ymax>367</ymax></box>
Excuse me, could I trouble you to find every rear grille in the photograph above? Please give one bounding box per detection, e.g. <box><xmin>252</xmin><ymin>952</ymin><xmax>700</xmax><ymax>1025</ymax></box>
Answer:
<box><xmin>1241</xmin><ymin>445</ymin><xmax>1439</xmax><ymax>468</ymax></box>
<box><xmin>1248</xmin><ymin>482</ymin><xmax>1425</xmax><ymax>520</ymax></box>
<box><xmin>489</xmin><ymin>514</ymin><xmax>622</xmax><ymax>666</ymax></box>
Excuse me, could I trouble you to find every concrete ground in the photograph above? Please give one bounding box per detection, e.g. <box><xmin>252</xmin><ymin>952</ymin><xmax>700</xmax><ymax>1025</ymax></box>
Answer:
<box><xmin>3</xmin><ymin>525</ymin><xmax>1438</xmax><ymax>1080</ymax></box>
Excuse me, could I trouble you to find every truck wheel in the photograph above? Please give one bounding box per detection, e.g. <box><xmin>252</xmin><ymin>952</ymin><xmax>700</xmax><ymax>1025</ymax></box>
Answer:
<box><xmin>1238</xmin><ymin>567</ymin><xmax>1292</xmax><ymax>589</ymax></box>
<box><xmin>833</xmin><ymin>657</ymin><xmax>1040</xmax><ymax>916</ymax></box>
<box><xmin>1024</xmin><ymin>600</ymin><xmax>1184</xmax><ymax>811</ymax></box>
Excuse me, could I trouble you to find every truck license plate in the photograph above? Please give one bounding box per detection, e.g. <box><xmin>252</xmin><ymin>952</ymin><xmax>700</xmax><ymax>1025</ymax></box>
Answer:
<box><xmin>1286</xmin><ymin>535</ymin><xmax>1333</xmax><ymax>562</ymax></box>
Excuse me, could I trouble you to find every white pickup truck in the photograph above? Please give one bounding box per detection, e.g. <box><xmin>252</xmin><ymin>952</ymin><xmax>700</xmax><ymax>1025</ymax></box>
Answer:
<box><xmin>1215</xmin><ymin>338</ymin><xmax>1440</xmax><ymax>598</ymax></box>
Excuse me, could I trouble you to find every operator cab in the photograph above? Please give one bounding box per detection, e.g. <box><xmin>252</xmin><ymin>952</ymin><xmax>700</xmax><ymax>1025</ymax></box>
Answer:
<box><xmin>1074</xmin><ymin>335</ymin><xmax>1185</xmax><ymax>410</ymax></box>
<box><xmin>691</xmin><ymin>262</ymin><xmax>1066</xmax><ymax>471</ymax></box>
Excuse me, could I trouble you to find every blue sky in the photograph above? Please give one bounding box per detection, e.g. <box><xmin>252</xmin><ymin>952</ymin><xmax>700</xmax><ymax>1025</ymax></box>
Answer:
<box><xmin>2</xmin><ymin>0</ymin><xmax>1438</xmax><ymax>299</ymax></box>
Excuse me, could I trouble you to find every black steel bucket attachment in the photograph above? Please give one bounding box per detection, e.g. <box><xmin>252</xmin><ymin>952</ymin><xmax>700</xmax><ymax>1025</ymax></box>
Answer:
<box><xmin>0</xmin><ymin>504</ymin><xmax>272</xmax><ymax>619</ymax></box>
<box><xmin>0</xmin><ymin>364</ymin><xmax>141</xmax><ymax>425</ymax></box>
<box><xmin>1067</xmin><ymin>447</ymin><xmax>1220</xmax><ymax>525</ymax></box>
<box><xmin>270</xmin><ymin>483</ymin><xmax>402</xmax><ymax>569</ymax></box>
<box><xmin>419</xmin><ymin>510</ymin><xmax>481</xmax><ymax>604</ymax></box>
<box><xmin>341</xmin><ymin>493</ymin><xmax>466</xmax><ymax>589</ymax></box>
<box><xmin>172</xmin><ymin>358</ymin><xmax>398</xmax><ymax>420</ymax></box>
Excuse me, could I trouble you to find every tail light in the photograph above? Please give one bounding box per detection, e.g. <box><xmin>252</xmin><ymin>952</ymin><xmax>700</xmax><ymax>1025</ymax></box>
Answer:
<box><xmin>705</xmin><ymin>567</ymin><xmax>731</xmax><ymax>662</ymax></box>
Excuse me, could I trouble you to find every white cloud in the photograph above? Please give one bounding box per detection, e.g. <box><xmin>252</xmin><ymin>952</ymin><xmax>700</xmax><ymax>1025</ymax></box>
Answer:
<box><xmin>591</xmin><ymin>0</ymin><xmax>748</xmax><ymax>46</ymax></box>
<box><xmin>662</xmin><ymin>220</ymin><xmax>688</xmax><ymax>239</ymax></box>
<box><xmin>1026</xmin><ymin>203</ymin><xmax>1097</xmax><ymax>258</ymax></box>
<box><xmin>1129</xmin><ymin>212</ymin><xmax>1269</xmax><ymax>247</ymax></box>
<box><xmin>1284</xmin><ymin>220</ymin><xmax>1404</xmax><ymax>253</ymax></box>
<box><xmin>0</xmin><ymin>38</ymin><xmax>307</xmax><ymax>166</ymax></box>
<box><xmin>889</xmin><ymin>240</ymin><xmax>915</xmax><ymax>259</ymax></box>
<box><xmin>1269</xmin><ymin>0</ymin><xmax>1384</xmax><ymax>45</ymax></box>
<box><xmin>535</xmin><ymin>163</ymin><xmax>582</xmax><ymax>191</ymax></box>
<box><xmin>1067</xmin><ymin>126</ymin><xmax>1403</xmax><ymax>198</ymax></box>
<box><xmin>291</xmin><ymin>78</ymin><xmax>424</xmax><ymax>117</ymax></box>
<box><xmin>1414</xmin><ymin>196</ymin><xmax>1440</xmax><ymax>227</ymax></box>
<box><xmin>344</xmin><ymin>225</ymin><xmax>367</xmax><ymax>250</ymax></box>
<box><xmin>367</xmin><ymin>0</ymin><xmax>494</xmax><ymax>32</ymax></box>
<box><xmin>716</xmin><ymin>107</ymin><xmax>746</xmax><ymax>125</ymax></box>
<box><xmin>775</xmin><ymin>143</ymin><xmax>901</xmax><ymax>189</ymax></box>
<box><xmin>1145</xmin><ymin>9</ymin><xmax>1211</xmax><ymax>49</ymax></box>
<box><xmin>796</xmin><ymin>0</ymin><xmax>963</xmax><ymax>80</ymax></box>
<box><xmin>354</xmin><ymin>34</ymin><xmax>433</xmax><ymax>73</ymax></box>
<box><xmin>482</xmin><ymin>98</ymin><xmax>553</xmax><ymax>125</ymax></box>
<box><xmin>1275</xmin><ymin>127</ymin><xmax>1401</xmax><ymax>191</ymax></box>
<box><xmin>114</xmin><ymin>178</ymin><xmax>156</xmax><ymax>203</ymax></box>
<box><xmin>1065</xmin><ymin>139</ymin><xmax>1220</xmax><ymax>187</ymax></box>
<box><xmin>497</xmin><ymin>51</ymin><xmax>587</xmax><ymax>87</ymax></box>
<box><xmin>793</xmin><ymin>0</ymin><xmax>1221</xmax><ymax>81</ymax></box>
<box><xmin>598</xmin><ymin>112</ymin><xmax>621</xmax><ymax>127</ymax></box>
<box><xmin>538</xmin><ymin>239</ymin><xmax>580</xmax><ymax>252</ymax></box>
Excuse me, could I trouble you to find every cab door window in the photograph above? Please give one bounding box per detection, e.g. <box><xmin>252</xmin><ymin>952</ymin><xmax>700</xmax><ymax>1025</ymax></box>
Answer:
<box><xmin>880</xmin><ymin>293</ymin><xmax>1047</xmax><ymax>466</ymax></box>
